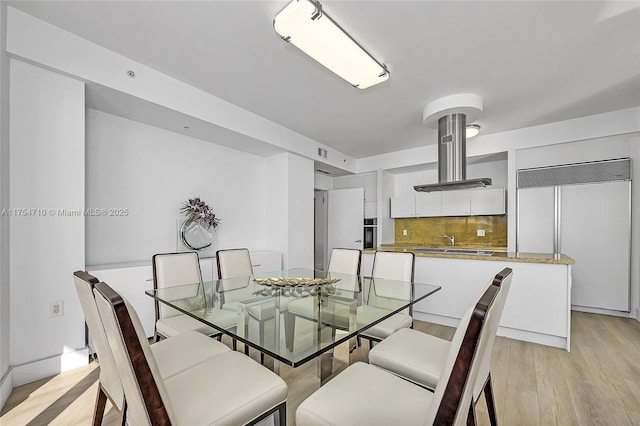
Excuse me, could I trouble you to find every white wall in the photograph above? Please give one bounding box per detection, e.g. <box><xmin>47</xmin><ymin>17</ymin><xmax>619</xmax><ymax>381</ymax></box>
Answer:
<box><xmin>9</xmin><ymin>60</ymin><xmax>86</xmax><ymax>380</ymax></box>
<box><xmin>0</xmin><ymin>1</ymin><xmax>11</xmax><ymax>406</ymax></box>
<box><xmin>86</xmin><ymin>109</ymin><xmax>268</xmax><ymax>265</ymax></box>
<box><xmin>357</xmin><ymin>108</ymin><xmax>640</xmax><ymax>173</ymax></box>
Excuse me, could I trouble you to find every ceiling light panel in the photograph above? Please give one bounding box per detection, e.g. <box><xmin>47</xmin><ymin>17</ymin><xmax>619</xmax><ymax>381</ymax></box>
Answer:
<box><xmin>274</xmin><ymin>0</ymin><xmax>389</xmax><ymax>89</ymax></box>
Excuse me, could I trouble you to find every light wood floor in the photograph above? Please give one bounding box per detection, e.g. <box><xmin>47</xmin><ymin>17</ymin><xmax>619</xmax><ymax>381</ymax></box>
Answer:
<box><xmin>2</xmin><ymin>311</ymin><xmax>639</xmax><ymax>425</ymax></box>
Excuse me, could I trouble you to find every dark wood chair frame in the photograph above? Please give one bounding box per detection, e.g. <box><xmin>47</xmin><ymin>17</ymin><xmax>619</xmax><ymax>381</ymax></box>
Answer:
<box><xmin>436</xmin><ymin>282</ymin><xmax>500</xmax><ymax>425</ymax></box>
<box><xmin>468</xmin><ymin>267</ymin><xmax>512</xmax><ymax>426</ymax></box>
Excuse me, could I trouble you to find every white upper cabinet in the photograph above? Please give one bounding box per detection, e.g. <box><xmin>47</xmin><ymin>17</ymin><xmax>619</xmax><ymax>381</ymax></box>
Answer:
<box><xmin>441</xmin><ymin>191</ymin><xmax>471</xmax><ymax>216</ymax></box>
<box><xmin>469</xmin><ymin>188</ymin><xmax>505</xmax><ymax>215</ymax></box>
<box><xmin>390</xmin><ymin>195</ymin><xmax>416</xmax><ymax>218</ymax></box>
<box><xmin>415</xmin><ymin>192</ymin><xmax>442</xmax><ymax>217</ymax></box>
<box><xmin>390</xmin><ymin>188</ymin><xmax>505</xmax><ymax>218</ymax></box>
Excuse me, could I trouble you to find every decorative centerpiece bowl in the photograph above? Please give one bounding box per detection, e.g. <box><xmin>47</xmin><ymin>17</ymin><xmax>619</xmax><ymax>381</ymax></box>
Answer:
<box><xmin>253</xmin><ymin>277</ymin><xmax>341</xmax><ymax>297</ymax></box>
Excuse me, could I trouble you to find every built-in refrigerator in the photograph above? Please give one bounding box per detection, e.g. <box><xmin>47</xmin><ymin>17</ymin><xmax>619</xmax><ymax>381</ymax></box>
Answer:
<box><xmin>517</xmin><ymin>158</ymin><xmax>631</xmax><ymax>313</ymax></box>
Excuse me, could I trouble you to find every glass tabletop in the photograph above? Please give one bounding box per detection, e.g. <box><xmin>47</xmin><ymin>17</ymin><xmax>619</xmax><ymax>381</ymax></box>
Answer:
<box><xmin>145</xmin><ymin>267</ymin><xmax>440</xmax><ymax>368</ymax></box>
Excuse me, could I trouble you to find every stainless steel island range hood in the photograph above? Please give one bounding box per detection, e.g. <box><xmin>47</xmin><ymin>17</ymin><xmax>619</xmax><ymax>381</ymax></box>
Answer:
<box><xmin>414</xmin><ymin>94</ymin><xmax>490</xmax><ymax>193</ymax></box>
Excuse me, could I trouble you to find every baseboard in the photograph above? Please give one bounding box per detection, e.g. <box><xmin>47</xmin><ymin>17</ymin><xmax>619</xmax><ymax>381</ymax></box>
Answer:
<box><xmin>11</xmin><ymin>348</ymin><xmax>89</xmax><ymax>387</ymax></box>
<box><xmin>0</xmin><ymin>368</ymin><xmax>13</xmax><ymax>412</ymax></box>
<box><xmin>497</xmin><ymin>326</ymin><xmax>568</xmax><ymax>351</ymax></box>
<box><xmin>571</xmin><ymin>305</ymin><xmax>632</xmax><ymax>318</ymax></box>
<box><xmin>414</xmin><ymin>311</ymin><xmax>568</xmax><ymax>351</ymax></box>
<box><xmin>412</xmin><ymin>311</ymin><xmax>460</xmax><ymax>328</ymax></box>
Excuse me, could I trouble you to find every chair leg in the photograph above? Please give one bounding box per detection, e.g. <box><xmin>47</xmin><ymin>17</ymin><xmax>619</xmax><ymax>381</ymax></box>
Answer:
<box><xmin>92</xmin><ymin>385</ymin><xmax>108</xmax><ymax>426</ymax></box>
<box><xmin>259</xmin><ymin>320</ymin><xmax>266</xmax><ymax>364</ymax></box>
<box><xmin>244</xmin><ymin>324</ymin><xmax>250</xmax><ymax>355</ymax></box>
<box><xmin>119</xmin><ymin>400</ymin><xmax>127</xmax><ymax>426</ymax></box>
<box><xmin>277</xmin><ymin>402</ymin><xmax>287</xmax><ymax>426</ymax></box>
<box><xmin>285</xmin><ymin>312</ymin><xmax>295</xmax><ymax>352</ymax></box>
<box><xmin>484</xmin><ymin>373</ymin><xmax>498</xmax><ymax>426</ymax></box>
<box><xmin>467</xmin><ymin>402</ymin><xmax>477</xmax><ymax>426</ymax></box>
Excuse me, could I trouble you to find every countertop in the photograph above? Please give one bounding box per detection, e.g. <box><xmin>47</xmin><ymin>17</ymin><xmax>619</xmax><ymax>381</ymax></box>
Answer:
<box><xmin>363</xmin><ymin>244</ymin><xmax>575</xmax><ymax>265</ymax></box>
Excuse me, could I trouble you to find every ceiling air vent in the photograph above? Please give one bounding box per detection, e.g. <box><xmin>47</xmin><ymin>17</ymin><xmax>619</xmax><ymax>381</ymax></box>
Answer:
<box><xmin>316</xmin><ymin>169</ymin><xmax>331</xmax><ymax>175</ymax></box>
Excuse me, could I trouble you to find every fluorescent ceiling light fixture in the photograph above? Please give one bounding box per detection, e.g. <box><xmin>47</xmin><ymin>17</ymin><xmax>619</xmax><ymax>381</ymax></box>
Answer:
<box><xmin>274</xmin><ymin>0</ymin><xmax>389</xmax><ymax>89</ymax></box>
<box><xmin>466</xmin><ymin>124</ymin><xmax>481</xmax><ymax>138</ymax></box>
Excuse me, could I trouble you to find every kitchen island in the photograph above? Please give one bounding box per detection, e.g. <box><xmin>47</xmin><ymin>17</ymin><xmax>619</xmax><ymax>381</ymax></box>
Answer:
<box><xmin>363</xmin><ymin>246</ymin><xmax>574</xmax><ymax>350</ymax></box>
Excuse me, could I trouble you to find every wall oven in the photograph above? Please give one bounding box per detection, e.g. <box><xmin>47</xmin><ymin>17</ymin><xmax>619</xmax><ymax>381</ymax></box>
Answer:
<box><xmin>364</xmin><ymin>218</ymin><xmax>377</xmax><ymax>249</ymax></box>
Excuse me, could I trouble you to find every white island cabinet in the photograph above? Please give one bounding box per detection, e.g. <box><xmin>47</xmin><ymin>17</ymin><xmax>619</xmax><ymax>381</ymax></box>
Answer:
<box><xmin>362</xmin><ymin>252</ymin><xmax>572</xmax><ymax>351</ymax></box>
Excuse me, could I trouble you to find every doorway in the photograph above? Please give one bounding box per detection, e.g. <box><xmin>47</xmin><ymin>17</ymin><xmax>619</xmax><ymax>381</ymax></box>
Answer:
<box><xmin>314</xmin><ymin>190</ymin><xmax>328</xmax><ymax>270</ymax></box>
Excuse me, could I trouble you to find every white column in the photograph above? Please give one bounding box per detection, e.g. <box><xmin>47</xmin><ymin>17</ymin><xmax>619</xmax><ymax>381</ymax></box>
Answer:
<box><xmin>266</xmin><ymin>153</ymin><xmax>314</xmax><ymax>269</ymax></box>
<box><xmin>9</xmin><ymin>59</ymin><xmax>86</xmax><ymax>385</ymax></box>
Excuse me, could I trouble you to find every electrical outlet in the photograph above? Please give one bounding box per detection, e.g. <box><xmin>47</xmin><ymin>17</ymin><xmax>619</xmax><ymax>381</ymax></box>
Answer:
<box><xmin>50</xmin><ymin>300</ymin><xmax>64</xmax><ymax>318</ymax></box>
<box><xmin>403</xmin><ymin>229</ymin><xmax>408</xmax><ymax>236</ymax></box>
<box><xmin>477</xmin><ymin>229</ymin><xmax>486</xmax><ymax>237</ymax></box>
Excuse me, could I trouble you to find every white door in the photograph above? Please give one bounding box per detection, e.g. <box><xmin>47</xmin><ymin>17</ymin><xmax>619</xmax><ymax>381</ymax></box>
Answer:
<box><xmin>314</xmin><ymin>191</ymin><xmax>328</xmax><ymax>270</ymax></box>
<box><xmin>328</xmin><ymin>188</ymin><xmax>364</xmax><ymax>254</ymax></box>
<box><xmin>517</xmin><ymin>187</ymin><xmax>555</xmax><ymax>253</ymax></box>
<box><xmin>561</xmin><ymin>181</ymin><xmax>630</xmax><ymax>311</ymax></box>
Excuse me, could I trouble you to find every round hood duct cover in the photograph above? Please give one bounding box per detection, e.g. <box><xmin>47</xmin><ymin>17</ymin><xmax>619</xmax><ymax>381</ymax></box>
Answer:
<box><xmin>423</xmin><ymin>93</ymin><xmax>483</xmax><ymax>128</ymax></box>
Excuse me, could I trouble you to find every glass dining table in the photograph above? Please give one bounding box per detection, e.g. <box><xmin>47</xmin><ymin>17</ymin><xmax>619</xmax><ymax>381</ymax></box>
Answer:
<box><xmin>145</xmin><ymin>267</ymin><xmax>441</xmax><ymax>383</ymax></box>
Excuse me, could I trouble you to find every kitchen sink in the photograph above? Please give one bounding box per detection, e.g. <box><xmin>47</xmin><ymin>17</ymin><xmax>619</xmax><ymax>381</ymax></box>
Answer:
<box><xmin>413</xmin><ymin>248</ymin><xmax>494</xmax><ymax>256</ymax></box>
<box><xmin>413</xmin><ymin>248</ymin><xmax>448</xmax><ymax>253</ymax></box>
<box><xmin>446</xmin><ymin>249</ymin><xmax>495</xmax><ymax>256</ymax></box>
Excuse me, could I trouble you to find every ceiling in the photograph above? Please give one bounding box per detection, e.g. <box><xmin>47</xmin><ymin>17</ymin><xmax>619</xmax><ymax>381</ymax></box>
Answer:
<box><xmin>8</xmin><ymin>1</ymin><xmax>640</xmax><ymax>159</ymax></box>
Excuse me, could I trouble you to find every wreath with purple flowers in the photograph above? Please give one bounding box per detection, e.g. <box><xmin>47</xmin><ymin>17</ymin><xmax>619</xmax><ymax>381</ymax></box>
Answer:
<box><xmin>180</xmin><ymin>197</ymin><xmax>220</xmax><ymax>230</ymax></box>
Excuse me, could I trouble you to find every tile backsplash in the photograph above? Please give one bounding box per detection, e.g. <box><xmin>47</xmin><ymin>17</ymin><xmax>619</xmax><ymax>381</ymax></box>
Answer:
<box><xmin>394</xmin><ymin>215</ymin><xmax>507</xmax><ymax>248</ymax></box>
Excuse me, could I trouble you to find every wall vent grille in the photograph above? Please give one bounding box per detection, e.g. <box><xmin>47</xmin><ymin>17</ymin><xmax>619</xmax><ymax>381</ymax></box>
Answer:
<box><xmin>517</xmin><ymin>158</ymin><xmax>631</xmax><ymax>188</ymax></box>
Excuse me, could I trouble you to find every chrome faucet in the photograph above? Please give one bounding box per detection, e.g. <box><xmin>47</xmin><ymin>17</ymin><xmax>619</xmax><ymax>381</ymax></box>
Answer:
<box><xmin>441</xmin><ymin>234</ymin><xmax>455</xmax><ymax>246</ymax></box>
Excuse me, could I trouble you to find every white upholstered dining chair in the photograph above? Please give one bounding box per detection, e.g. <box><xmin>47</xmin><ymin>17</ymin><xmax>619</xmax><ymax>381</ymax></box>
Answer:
<box><xmin>295</xmin><ymin>281</ymin><xmax>501</xmax><ymax>426</ymax></box>
<box><xmin>217</xmin><ymin>248</ymin><xmax>274</xmax><ymax>361</ymax></box>
<box><xmin>285</xmin><ymin>248</ymin><xmax>362</xmax><ymax>351</ymax></box>
<box><xmin>152</xmin><ymin>252</ymin><xmax>226</xmax><ymax>341</ymax></box>
<box><xmin>358</xmin><ymin>250</ymin><xmax>415</xmax><ymax>346</ymax></box>
<box><xmin>369</xmin><ymin>267</ymin><xmax>513</xmax><ymax>425</ymax></box>
<box><xmin>327</xmin><ymin>248</ymin><xmax>362</xmax><ymax>275</ymax></box>
<box><xmin>93</xmin><ymin>280</ymin><xmax>288</xmax><ymax>426</ymax></box>
<box><xmin>74</xmin><ymin>271</ymin><xmax>232</xmax><ymax>425</ymax></box>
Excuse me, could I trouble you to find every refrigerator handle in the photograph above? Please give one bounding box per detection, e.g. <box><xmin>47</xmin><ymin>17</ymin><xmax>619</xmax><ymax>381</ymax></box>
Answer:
<box><xmin>554</xmin><ymin>186</ymin><xmax>561</xmax><ymax>255</ymax></box>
